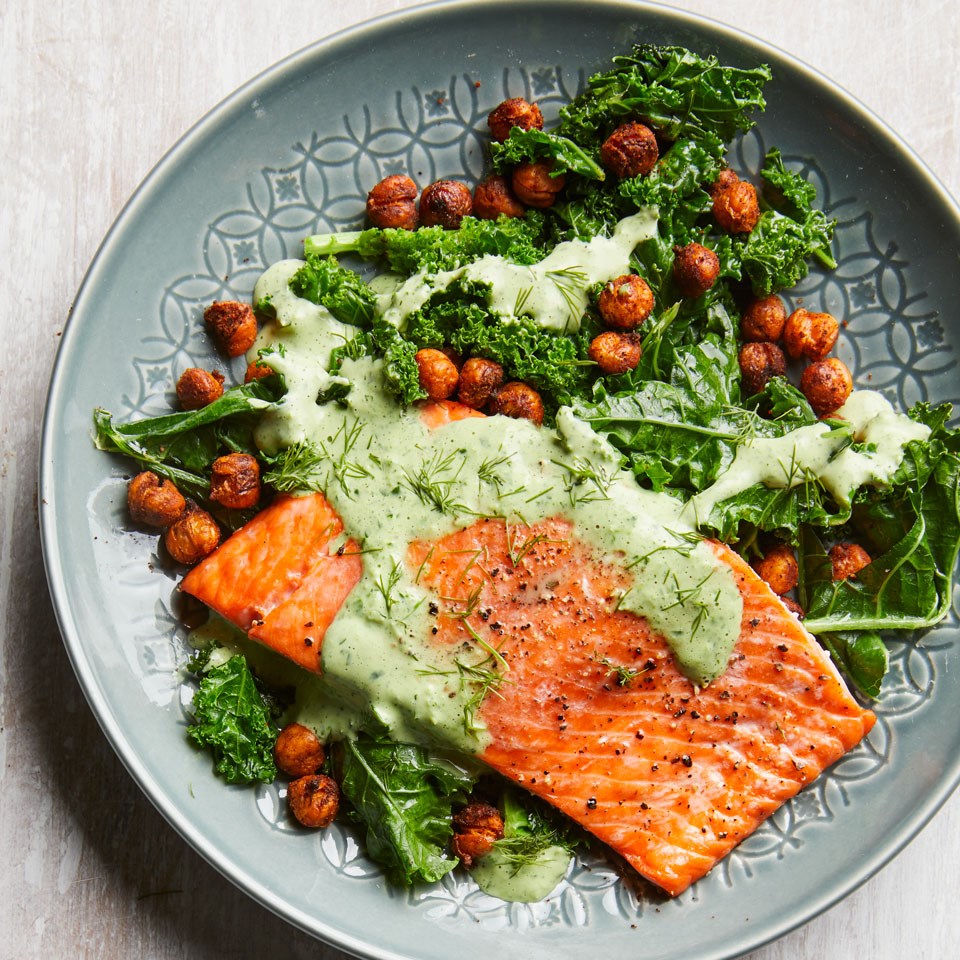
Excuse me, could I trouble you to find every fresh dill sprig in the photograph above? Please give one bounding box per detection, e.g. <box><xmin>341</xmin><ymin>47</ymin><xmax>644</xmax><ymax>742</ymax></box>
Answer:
<box><xmin>594</xmin><ymin>652</ymin><xmax>654</xmax><ymax>688</ymax></box>
<box><xmin>263</xmin><ymin>440</ymin><xmax>327</xmax><ymax>492</ymax></box>
<box><xmin>552</xmin><ymin>456</ymin><xmax>613</xmax><ymax>507</ymax></box>
<box><xmin>374</xmin><ymin>558</ymin><xmax>404</xmax><ymax>618</ymax></box>
<box><xmin>403</xmin><ymin>448</ymin><xmax>468</xmax><ymax>514</ymax></box>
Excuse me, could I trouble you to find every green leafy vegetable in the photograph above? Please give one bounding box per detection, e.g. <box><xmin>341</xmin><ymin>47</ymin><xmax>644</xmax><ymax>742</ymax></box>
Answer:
<box><xmin>491</xmin><ymin>787</ymin><xmax>579</xmax><ymax>868</ymax></box>
<box><xmin>187</xmin><ymin>655</ymin><xmax>278</xmax><ymax>784</ymax></box>
<box><xmin>490</xmin><ymin>128</ymin><xmax>605</xmax><ymax>180</ymax></box>
<box><xmin>335</xmin><ymin>737</ymin><xmax>475</xmax><ymax>885</ymax></box>
<box><xmin>290</xmin><ymin>254</ymin><xmax>377</xmax><ymax>326</ymax></box>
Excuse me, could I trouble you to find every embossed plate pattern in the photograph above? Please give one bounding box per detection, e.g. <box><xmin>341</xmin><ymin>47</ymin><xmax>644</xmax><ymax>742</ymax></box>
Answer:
<box><xmin>40</xmin><ymin>2</ymin><xmax>960</xmax><ymax>958</ymax></box>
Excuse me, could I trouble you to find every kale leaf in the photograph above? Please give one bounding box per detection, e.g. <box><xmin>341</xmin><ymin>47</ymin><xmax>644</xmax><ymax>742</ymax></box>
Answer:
<box><xmin>290</xmin><ymin>254</ymin><xmax>377</xmax><ymax>326</ymax></box>
<box><xmin>187</xmin><ymin>655</ymin><xmax>278</xmax><ymax>784</ymax></box>
<box><xmin>489</xmin><ymin>128</ymin><xmax>605</xmax><ymax>180</ymax></box>
<box><xmin>335</xmin><ymin>737</ymin><xmax>475</xmax><ymax>886</ymax></box>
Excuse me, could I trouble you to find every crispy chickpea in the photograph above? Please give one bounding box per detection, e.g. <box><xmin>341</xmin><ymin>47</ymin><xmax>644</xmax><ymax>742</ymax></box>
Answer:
<box><xmin>164</xmin><ymin>503</ymin><xmax>220</xmax><ymax>565</ymax></box>
<box><xmin>274</xmin><ymin>723</ymin><xmax>326</xmax><ymax>778</ymax></box>
<box><xmin>415</xmin><ymin>348</ymin><xmax>460</xmax><ymax>400</ymax></box>
<box><xmin>708</xmin><ymin>167</ymin><xmax>739</xmax><ymax>198</ymax></box>
<box><xmin>287</xmin><ymin>773</ymin><xmax>340</xmax><ymax>828</ymax></box>
<box><xmin>673</xmin><ymin>242</ymin><xmax>720</xmax><ymax>299</ymax></box>
<box><xmin>204</xmin><ymin>300</ymin><xmax>258</xmax><ymax>357</ymax></box>
<box><xmin>741</xmin><ymin>295</ymin><xmax>787</xmax><ymax>343</ymax></box>
<box><xmin>713</xmin><ymin>180</ymin><xmax>761</xmax><ymax>234</ymax></box>
<box><xmin>244</xmin><ymin>359</ymin><xmax>273</xmax><ymax>382</ymax></box>
<box><xmin>829</xmin><ymin>542</ymin><xmax>872</xmax><ymax>581</ymax></box>
<box><xmin>752</xmin><ymin>543</ymin><xmax>799</xmax><ymax>596</ymax></box>
<box><xmin>800</xmin><ymin>357</ymin><xmax>853</xmax><ymax>416</ymax></box>
<box><xmin>600</xmin><ymin>122</ymin><xmax>659</xmax><ymax>179</ymax></box>
<box><xmin>419</xmin><ymin>180</ymin><xmax>473</xmax><ymax>229</ymax></box>
<box><xmin>781</xmin><ymin>596</ymin><xmax>805</xmax><ymax>619</ymax></box>
<box><xmin>487</xmin><ymin>97</ymin><xmax>544</xmax><ymax>142</ymax></box>
<box><xmin>597</xmin><ymin>274</ymin><xmax>654</xmax><ymax>331</ymax></box>
<box><xmin>127</xmin><ymin>471</ymin><xmax>186</xmax><ymax>529</ymax></box>
<box><xmin>511</xmin><ymin>161</ymin><xmax>565</xmax><ymax>208</ymax></box>
<box><xmin>366</xmin><ymin>174</ymin><xmax>419</xmax><ymax>230</ymax></box>
<box><xmin>589</xmin><ymin>331</ymin><xmax>641</xmax><ymax>375</ymax></box>
<box><xmin>472</xmin><ymin>175</ymin><xmax>526</xmax><ymax>220</ymax></box>
<box><xmin>457</xmin><ymin>357</ymin><xmax>504</xmax><ymax>409</ymax></box>
<box><xmin>176</xmin><ymin>367</ymin><xmax>224</xmax><ymax>410</ymax></box>
<box><xmin>209</xmin><ymin>453</ymin><xmax>261</xmax><ymax>510</ymax></box>
<box><xmin>783</xmin><ymin>308</ymin><xmax>840</xmax><ymax>361</ymax></box>
<box><xmin>451</xmin><ymin>802</ymin><xmax>505</xmax><ymax>868</ymax></box>
<box><xmin>489</xmin><ymin>381</ymin><xmax>544</xmax><ymax>426</ymax></box>
<box><xmin>739</xmin><ymin>342</ymin><xmax>786</xmax><ymax>396</ymax></box>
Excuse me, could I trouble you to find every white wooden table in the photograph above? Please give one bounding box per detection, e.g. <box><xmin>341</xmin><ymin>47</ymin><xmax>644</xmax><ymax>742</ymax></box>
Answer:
<box><xmin>3</xmin><ymin>0</ymin><xmax>958</xmax><ymax>956</ymax></box>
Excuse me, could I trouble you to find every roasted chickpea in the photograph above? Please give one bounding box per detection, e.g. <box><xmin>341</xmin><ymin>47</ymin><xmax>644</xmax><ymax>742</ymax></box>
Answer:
<box><xmin>204</xmin><ymin>300</ymin><xmax>258</xmax><ymax>357</ymax></box>
<box><xmin>487</xmin><ymin>97</ymin><xmax>544</xmax><ymax>142</ymax></box>
<box><xmin>209</xmin><ymin>453</ymin><xmax>261</xmax><ymax>510</ymax></box>
<box><xmin>244</xmin><ymin>359</ymin><xmax>274</xmax><ymax>382</ymax></box>
<box><xmin>419</xmin><ymin>180</ymin><xmax>473</xmax><ymax>229</ymax></box>
<box><xmin>164</xmin><ymin>503</ymin><xmax>220</xmax><ymax>565</ymax></box>
<box><xmin>708</xmin><ymin>167</ymin><xmax>739</xmax><ymax>198</ymax></box>
<box><xmin>673</xmin><ymin>242</ymin><xmax>720</xmax><ymax>298</ymax></box>
<box><xmin>741</xmin><ymin>295</ymin><xmax>787</xmax><ymax>343</ymax></box>
<box><xmin>451</xmin><ymin>802</ymin><xmax>505</xmax><ymax>868</ymax></box>
<box><xmin>752</xmin><ymin>543</ymin><xmax>799</xmax><ymax>596</ymax></box>
<box><xmin>457</xmin><ymin>357</ymin><xmax>504</xmax><ymax>409</ymax></box>
<box><xmin>274</xmin><ymin>723</ymin><xmax>326</xmax><ymax>778</ymax></box>
<box><xmin>176</xmin><ymin>367</ymin><xmax>224</xmax><ymax>410</ymax></box>
<box><xmin>589</xmin><ymin>331</ymin><xmax>641</xmax><ymax>375</ymax></box>
<box><xmin>783</xmin><ymin>308</ymin><xmax>840</xmax><ymax>361</ymax></box>
<box><xmin>489</xmin><ymin>381</ymin><xmax>544</xmax><ymax>426</ymax></box>
<box><xmin>472</xmin><ymin>175</ymin><xmax>526</xmax><ymax>220</ymax></box>
<box><xmin>739</xmin><ymin>342</ymin><xmax>786</xmax><ymax>396</ymax></box>
<box><xmin>366</xmin><ymin>174</ymin><xmax>419</xmax><ymax>230</ymax></box>
<box><xmin>415</xmin><ymin>348</ymin><xmax>460</xmax><ymax>400</ymax></box>
<box><xmin>713</xmin><ymin>180</ymin><xmax>761</xmax><ymax>234</ymax></box>
<box><xmin>287</xmin><ymin>773</ymin><xmax>340</xmax><ymax>828</ymax></box>
<box><xmin>800</xmin><ymin>357</ymin><xmax>853</xmax><ymax>416</ymax></box>
<box><xmin>600</xmin><ymin>122</ymin><xmax>659</xmax><ymax>179</ymax></box>
<box><xmin>781</xmin><ymin>596</ymin><xmax>805</xmax><ymax>619</ymax></box>
<box><xmin>597</xmin><ymin>274</ymin><xmax>654</xmax><ymax>331</ymax></box>
<box><xmin>127</xmin><ymin>471</ymin><xmax>186</xmax><ymax>529</ymax></box>
<box><xmin>829</xmin><ymin>542</ymin><xmax>872</xmax><ymax>581</ymax></box>
<box><xmin>511</xmin><ymin>161</ymin><xmax>565</xmax><ymax>208</ymax></box>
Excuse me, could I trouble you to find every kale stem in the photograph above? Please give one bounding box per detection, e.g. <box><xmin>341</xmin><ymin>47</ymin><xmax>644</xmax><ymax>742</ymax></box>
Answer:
<box><xmin>304</xmin><ymin>230</ymin><xmax>364</xmax><ymax>258</ymax></box>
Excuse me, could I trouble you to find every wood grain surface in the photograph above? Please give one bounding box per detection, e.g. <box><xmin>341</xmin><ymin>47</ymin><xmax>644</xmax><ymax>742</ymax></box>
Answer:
<box><xmin>2</xmin><ymin>1</ymin><xmax>958</xmax><ymax>957</ymax></box>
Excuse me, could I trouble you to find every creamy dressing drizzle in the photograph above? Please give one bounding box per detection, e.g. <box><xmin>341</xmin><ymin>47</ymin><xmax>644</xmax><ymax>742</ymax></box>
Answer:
<box><xmin>376</xmin><ymin>209</ymin><xmax>659</xmax><ymax>333</ymax></box>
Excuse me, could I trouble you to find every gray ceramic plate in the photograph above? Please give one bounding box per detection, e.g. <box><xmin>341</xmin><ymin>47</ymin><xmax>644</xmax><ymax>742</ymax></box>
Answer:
<box><xmin>40</xmin><ymin>1</ymin><xmax>960</xmax><ymax>958</ymax></box>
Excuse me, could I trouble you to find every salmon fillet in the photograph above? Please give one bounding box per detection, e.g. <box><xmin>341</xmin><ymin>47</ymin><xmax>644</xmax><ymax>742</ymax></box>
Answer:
<box><xmin>181</xmin><ymin>401</ymin><xmax>875</xmax><ymax>895</ymax></box>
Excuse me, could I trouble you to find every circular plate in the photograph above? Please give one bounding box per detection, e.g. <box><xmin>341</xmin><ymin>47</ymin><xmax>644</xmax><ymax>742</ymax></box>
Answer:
<box><xmin>39</xmin><ymin>1</ymin><xmax>960</xmax><ymax>958</ymax></box>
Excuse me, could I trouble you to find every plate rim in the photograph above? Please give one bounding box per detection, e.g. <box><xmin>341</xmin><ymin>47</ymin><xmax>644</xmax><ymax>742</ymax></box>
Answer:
<box><xmin>38</xmin><ymin>1</ymin><xmax>960</xmax><ymax>957</ymax></box>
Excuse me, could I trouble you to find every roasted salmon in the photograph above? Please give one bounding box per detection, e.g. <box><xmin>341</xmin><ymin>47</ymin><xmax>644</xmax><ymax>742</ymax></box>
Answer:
<box><xmin>181</xmin><ymin>401</ymin><xmax>875</xmax><ymax>895</ymax></box>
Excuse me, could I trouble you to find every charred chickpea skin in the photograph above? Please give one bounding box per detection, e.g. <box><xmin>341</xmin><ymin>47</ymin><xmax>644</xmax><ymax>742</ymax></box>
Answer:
<box><xmin>511</xmin><ymin>161</ymin><xmax>565</xmax><ymax>208</ymax></box>
<box><xmin>740</xmin><ymin>294</ymin><xmax>787</xmax><ymax>343</ymax></box>
<box><xmin>800</xmin><ymin>358</ymin><xmax>853</xmax><ymax>416</ymax></box>
<box><xmin>829</xmin><ymin>542</ymin><xmax>872</xmax><ymax>580</ymax></box>
<box><xmin>781</xmin><ymin>596</ymin><xmax>805</xmax><ymax>619</ymax></box>
<box><xmin>419</xmin><ymin>180</ymin><xmax>473</xmax><ymax>229</ymax></box>
<box><xmin>783</xmin><ymin>308</ymin><xmax>840</xmax><ymax>361</ymax></box>
<box><xmin>487</xmin><ymin>97</ymin><xmax>544</xmax><ymax>142</ymax></box>
<box><xmin>127</xmin><ymin>471</ymin><xmax>186</xmax><ymax>529</ymax></box>
<box><xmin>209</xmin><ymin>453</ymin><xmax>261</xmax><ymax>510</ymax></box>
<box><xmin>176</xmin><ymin>367</ymin><xmax>224</xmax><ymax>410</ymax></box>
<box><xmin>751</xmin><ymin>543</ymin><xmax>799</xmax><ymax>596</ymax></box>
<box><xmin>600</xmin><ymin>121</ymin><xmax>659</xmax><ymax>179</ymax></box>
<box><xmin>712</xmin><ymin>179</ymin><xmax>761</xmax><ymax>234</ymax></box>
<box><xmin>366</xmin><ymin>174</ymin><xmax>419</xmax><ymax>230</ymax></box>
<box><xmin>457</xmin><ymin>357</ymin><xmax>504</xmax><ymax>409</ymax></box>
<box><xmin>415</xmin><ymin>348</ymin><xmax>460</xmax><ymax>401</ymax></box>
<box><xmin>273</xmin><ymin>723</ymin><xmax>326</xmax><ymax>778</ymax></box>
<box><xmin>287</xmin><ymin>773</ymin><xmax>340</xmax><ymax>828</ymax></box>
<box><xmin>589</xmin><ymin>331</ymin><xmax>642</xmax><ymax>376</ymax></box>
<box><xmin>472</xmin><ymin>175</ymin><xmax>526</xmax><ymax>220</ymax></box>
<box><xmin>739</xmin><ymin>342</ymin><xmax>787</xmax><ymax>396</ymax></box>
<box><xmin>597</xmin><ymin>274</ymin><xmax>654</xmax><ymax>331</ymax></box>
<box><xmin>451</xmin><ymin>802</ymin><xmax>505</xmax><ymax>868</ymax></box>
<box><xmin>164</xmin><ymin>503</ymin><xmax>220</xmax><ymax>565</ymax></box>
<box><xmin>708</xmin><ymin>167</ymin><xmax>739</xmax><ymax>198</ymax></box>
<box><xmin>244</xmin><ymin>359</ymin><xmax>274</xmax><ymax>382</ymax></box>
<box><xmin>204</xmin><ymin>300</ymin><xmax>258</xmax><ymax>358</ymax></box>
<box><xmin>489</xmin><ymin>382</ymin><xmax>545</xmax><ymax>426</ymax></box>
<box><xmin>673</xmin><ymin>242</ymin><xmax>720</xmax><ymax>299</ymax></box>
